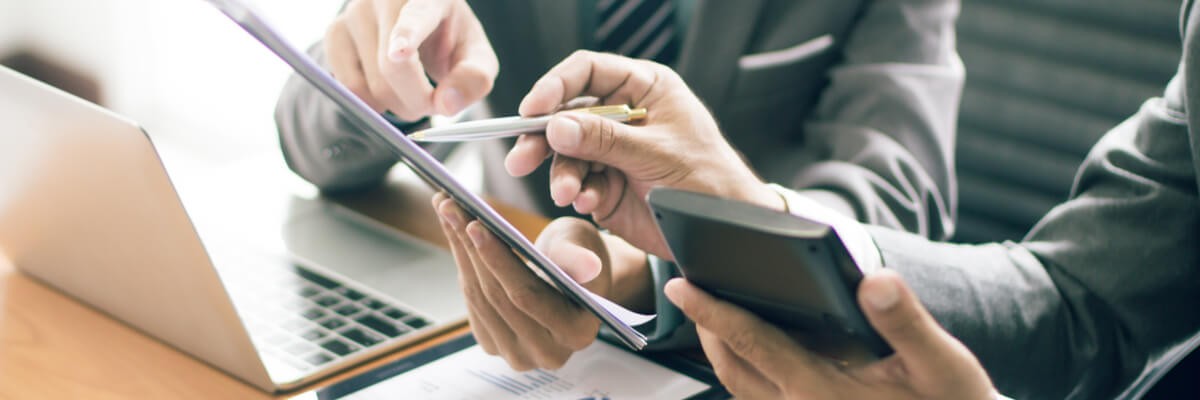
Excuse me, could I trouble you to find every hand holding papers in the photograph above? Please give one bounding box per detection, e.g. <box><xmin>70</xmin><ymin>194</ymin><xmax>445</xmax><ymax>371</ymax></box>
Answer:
<box><xmin>203</xmin><ymin>0</ymin><xmax>651</xmax><ymax>349</ymax></box>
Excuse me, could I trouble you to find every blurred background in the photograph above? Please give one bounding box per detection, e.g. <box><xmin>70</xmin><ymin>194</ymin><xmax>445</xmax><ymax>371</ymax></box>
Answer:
<box><xmin>0</xmin><ymin>0</ymin><xmax>343</xmax><ymax>163</ymax></box>
<box><xmin>0</xmin><ymin>0</ymin><xmax>1183</xmax><ymax>245</ymax></box>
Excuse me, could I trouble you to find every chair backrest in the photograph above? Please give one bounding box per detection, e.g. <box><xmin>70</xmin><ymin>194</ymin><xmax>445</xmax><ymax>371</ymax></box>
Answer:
<box><xmin>952</xmin><ymin>0</ymin><xmax>1182</xmax><ymax>243</ymax></box>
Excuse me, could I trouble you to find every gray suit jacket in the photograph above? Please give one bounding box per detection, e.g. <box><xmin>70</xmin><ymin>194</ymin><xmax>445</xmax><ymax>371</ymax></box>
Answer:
<box><xmin>872</xmin><ymin>1</ymin><xmax>1200</xmax><ymax>398</ymax></box>
<box><xmin>274</xmin><ymin>0</ymin><xmax>964</xmax><ymax>239</ymax></box>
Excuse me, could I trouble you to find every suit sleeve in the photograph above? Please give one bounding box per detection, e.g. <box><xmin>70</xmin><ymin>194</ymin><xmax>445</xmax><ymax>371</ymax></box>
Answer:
<box><xmin>873</xmin><ymin>86</ymin><xmax>1200</xmax><ymax>399</ymax></box>
<box><xmin>638</xmin><ymin>0</ymin><xmax>964</xmax><ymax>350</ymax></box>
<box><xmin>274</xmin><ymin>43</ymin><xmax>406</xmax><ymax>192</ymax></box>
<box><xmin>791</xmin><ymin>0</ymin><xmax>963</xmax><ymax>240</ymax></box>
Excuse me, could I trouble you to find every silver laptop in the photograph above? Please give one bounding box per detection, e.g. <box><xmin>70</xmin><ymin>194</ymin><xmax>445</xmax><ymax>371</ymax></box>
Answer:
<box><xmin>0</xmin><ymin>66</ymin><xmax>467</xmax><ymax>392</ymax></box>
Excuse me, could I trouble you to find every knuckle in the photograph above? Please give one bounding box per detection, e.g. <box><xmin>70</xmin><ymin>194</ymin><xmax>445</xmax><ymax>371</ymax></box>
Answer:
<box><xmin>533</xmin><ymin>348</ymin><xmax>570</xmax><ymax>370</ymax></box>
<box><xmin>565</xmin><ymin>329</ymin><xmax>596</xmax><ymax>351</ymax></box>
<box><xmin>462</xmin><ymin>283</ymin><xmax>488</xmax><ymax>306</ymax></box>
<box><xmin>567</xmin><ymin>49</ymin><xmax>594</xmax><ymax>62</ymax></box>
<box><xmin>366</xmin><ymin>80</ymin><xmax>394</xmax><ymax>104</ymax></box>
<box><xmin>726</xmin><ymin>329</ymin><xmax>760</xmax><ymax>360</ymax></box>
<box><xmin>325</xmin><ymin>19</ymin><xmax>347</xmax><ymax>39</ymax></box>
<box><xmin>507</xmin><ymin>286</ymin><xmax>541</xmax><ymax>312</ymax></box>
<box><xmin>591</xmin><ymin>119</ymin><xmax>617</xmax><ymax>157</ymax></box>
<box><xmin>477</xmin><ymin>279</ymin><xmax>505</xmax><ymax>304</ymax></box>
<box><xmin>505</xmin><ymin>355</ymin><xmax>534</xmax><ymax>372</ymax></box>
<box><xmin>345</xmin><ymin>0</ymin><xmax>369</xmax><ymax>13</ymax></box>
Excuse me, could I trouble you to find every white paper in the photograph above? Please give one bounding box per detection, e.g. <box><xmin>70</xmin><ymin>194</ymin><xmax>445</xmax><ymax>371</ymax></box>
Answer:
<box><xmin>341</xmin><ymin>341</ymin><xmax>710</xmax><ymax>400</ymax></box>
<box><xmin>589</xmin><ymin>290</ymin><xmax>657</xmax><ymax>326</ymax></box>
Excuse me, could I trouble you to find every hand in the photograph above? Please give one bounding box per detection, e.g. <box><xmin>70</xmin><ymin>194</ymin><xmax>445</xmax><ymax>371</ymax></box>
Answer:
<box><xmin>431</xmin><ymin>192</ymin><xmax>655</xmax><ymax>370</ymax></box>
<box><xmin>664</xmin><ymin>270</ymin><xmax>997</xmax><ymax>400</ymax></box>
<box><xmin>505</xmin><ymin>51</ymin><xmax>782</xmax><ymax>259</ymax></box>
<box><xmin>325</xmin><ymin>0</ymin><xmax>498</xmax><ymax>120</ymax></box>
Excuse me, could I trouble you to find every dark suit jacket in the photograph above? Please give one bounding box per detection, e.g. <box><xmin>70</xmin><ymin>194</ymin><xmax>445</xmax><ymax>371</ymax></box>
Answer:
<box><xmin>870</xmin><ymin>1</ymin><xmax>1200</xmax><ymax>398</ymax></box>
<box><xmin>274</xmin><ymin>0</ymin><xmax>964</xmax><ymax>239</ymax></box>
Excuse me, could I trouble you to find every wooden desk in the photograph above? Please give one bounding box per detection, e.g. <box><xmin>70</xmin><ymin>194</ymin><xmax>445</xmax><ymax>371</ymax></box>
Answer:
<box><xmin>0</xmin><ymin>179</ymin><xmax>548</xmax><ymax>399</ymax></box>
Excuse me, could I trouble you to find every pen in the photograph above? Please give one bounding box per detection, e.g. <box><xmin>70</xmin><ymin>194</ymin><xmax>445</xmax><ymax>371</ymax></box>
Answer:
<box><xmin>408</xmin><ymin>105</ymin><xmax>648</xmax><ymax>142</ymax></box>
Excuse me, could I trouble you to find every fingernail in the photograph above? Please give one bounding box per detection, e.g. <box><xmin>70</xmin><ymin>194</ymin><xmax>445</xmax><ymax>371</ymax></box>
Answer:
<box><xmin>388</xmin><ymin>37</ymin><xmax>411</xmax><ymax>62</ymax></box>
<box><xmin>466</xmin><ymin>224</ymin><xmax>485</xmax><ymax>248</ymax></box>
<box><xmin>439</xmin><ymin>88</ymin><xmax>465</xmax><ymax>115</ymax></box>
<box><xmin>547</xmin><ymin>116</ymin><xmax>582</xmax><ymax>151</ymax></box>
<box><xmin>663</xmin><ymin>278</ymin><xmax>685</xmax><ymax>303</ymax></box>
<box><xmin>863</xmin><ymin>277</ymin><xmax>900</xmax><ymax>311</ymax></box>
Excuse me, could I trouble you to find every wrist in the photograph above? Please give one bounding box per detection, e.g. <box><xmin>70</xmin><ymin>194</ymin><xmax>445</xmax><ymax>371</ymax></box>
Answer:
<box><xmin>735</xmin><ymin>181</ymin><xmax>786</xmax><ymax>212</ymax></box>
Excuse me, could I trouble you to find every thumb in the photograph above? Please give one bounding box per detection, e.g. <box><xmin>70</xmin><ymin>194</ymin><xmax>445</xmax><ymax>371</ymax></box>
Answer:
<box><xmin>535</xmin><ymin>218</ymin><xmax>607</xmax><ymax>286</ymax></box>
<box><xmin>546</xmin><ymin>112</ymin><xmax>655</xmax><ymax>171</ymax></box>
<box><xmin>858</xmin><ymin>270</ymin><xmax>962</xmax><ymax>367</ymax></box>
<box><xmin>545</xmin><ymin>240</ymin><xmax>603</xmax><ymax>284</ymax></box>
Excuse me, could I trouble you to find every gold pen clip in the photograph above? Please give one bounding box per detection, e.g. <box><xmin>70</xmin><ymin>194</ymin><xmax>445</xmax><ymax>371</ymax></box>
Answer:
<box><xmin>577</xmin><ymin>104</ymin><xmax>648</xmax><ymax>121</ymax></box>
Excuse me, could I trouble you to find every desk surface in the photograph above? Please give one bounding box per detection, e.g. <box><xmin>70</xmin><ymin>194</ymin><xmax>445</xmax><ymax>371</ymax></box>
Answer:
<box><xmin>0</xmin><ymin>178</ymin><xmax>547</xmax><ymax>399</ymax></box>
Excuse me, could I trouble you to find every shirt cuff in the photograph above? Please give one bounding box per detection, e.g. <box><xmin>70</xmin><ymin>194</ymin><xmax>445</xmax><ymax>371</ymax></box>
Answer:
<box><xmin>768</xmin><ymin>183</ymin><xmax>883</xmax><ymax>273</ymax></box>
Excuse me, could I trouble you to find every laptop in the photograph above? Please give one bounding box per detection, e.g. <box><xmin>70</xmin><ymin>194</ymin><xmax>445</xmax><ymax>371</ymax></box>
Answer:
<box><xmin>0</xmin><ymin>65</ymin><xmax>467</xmax><ymax>392</ymax></box>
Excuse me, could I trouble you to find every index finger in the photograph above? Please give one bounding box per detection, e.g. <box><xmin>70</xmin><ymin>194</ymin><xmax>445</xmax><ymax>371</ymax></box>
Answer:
<box><xmin>387</xmin><ymin>0</ymin><xmax>454</xmax><ymax>60</ymax></box>
<box><xmin>518</xmin><ymin>51</ymin><xmax>660</xmax><ymax>117</ymax></box>
<box><xmin>664</xmin><ymin>278</ymin><xmax>831</xmax><ymax>384</ymax></box>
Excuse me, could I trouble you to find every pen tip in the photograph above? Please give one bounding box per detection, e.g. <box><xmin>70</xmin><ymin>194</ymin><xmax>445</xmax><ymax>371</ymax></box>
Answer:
<box><xmin>410</xmin><ymin>131</ymin><xmax>424</xmax><ymax>140</ymax></box>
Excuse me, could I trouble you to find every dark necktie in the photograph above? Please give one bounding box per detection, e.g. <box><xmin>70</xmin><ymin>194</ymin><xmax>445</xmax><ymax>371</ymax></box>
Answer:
<box><xmin>593</xmin><ymin>0</ymin><xmax>680</xmax><ymax>66</ymax></box>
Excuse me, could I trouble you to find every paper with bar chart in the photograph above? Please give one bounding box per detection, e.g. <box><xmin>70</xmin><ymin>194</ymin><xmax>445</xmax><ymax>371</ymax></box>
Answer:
<box><xmin>341</xmin><ymin>340</ymin><xmax>711</xmax><ymax>400</ymax></box>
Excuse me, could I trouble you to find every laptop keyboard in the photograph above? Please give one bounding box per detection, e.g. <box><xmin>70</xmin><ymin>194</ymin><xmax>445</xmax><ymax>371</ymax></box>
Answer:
<box><xmin>223</xmin><ymin>263</ymin><xmax>432</xmax><ymax>372</ymax></box>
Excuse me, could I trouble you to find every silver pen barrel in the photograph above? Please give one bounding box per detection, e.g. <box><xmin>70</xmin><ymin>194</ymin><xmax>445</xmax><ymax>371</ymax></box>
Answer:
<box><xmin>409</xmin><ymin>105</ymin><xmax>646</xmax><ymax>142</ymax></box>
<box><xmin>410</xmin><ymin>116</ymin><xmax>552</xmax><ymax>142</ymax></box>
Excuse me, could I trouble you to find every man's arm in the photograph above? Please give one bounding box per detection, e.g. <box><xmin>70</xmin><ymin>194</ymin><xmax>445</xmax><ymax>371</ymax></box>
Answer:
<box><xmin>789</xmin><ymin>0</ymin><xmax>963</xmax><ymax>240</ymax></box>
<box><xmin>274</xmin><ymin>0</ymin><xmax>498</xmax><ymax>192</ymax></box>
<box><xmin>275</xmin><ymin>43</ymin><xmax>402</xmax><ymax>192</ymax></box>
<box><xmin>874</xmin><ymin>84</ymin><xmax>1200</xmax><ymax>399</ymax></box>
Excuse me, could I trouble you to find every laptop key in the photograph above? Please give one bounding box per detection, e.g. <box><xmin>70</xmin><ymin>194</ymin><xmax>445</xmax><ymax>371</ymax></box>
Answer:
<box><xmin>382</xmin><ymin>308</ymin><xmax>408</xmax><ymax>320</ymax></box>
<box><xmin>295</xmin><ymin>267</ymin><xmax>341</xmax><ymax>289</ymax></box>
<box><xmin>296</xmin><ymin>285</ymin><xmax>321</xmax><ymax>298</ymax></box>
<box><xmin>280</xmin><ymin>299</ymin><xmax>310</xmax><ymax>312</ymax></box>
<box><xmin>265</xmin><ymin>333</ymin><xmax>292</xmax><ymax>346</ymax></box>
<box><xmin>334</xmin><ymin>304</ymin><xmax>362</xmax><ymax>316</ymax></box>
<box><xmin>357</xmin><ymin>314</ymin><xmax>408</xmax><ymax>338</ymax></box>
<box><xmin>300</xmin><ymin>329</ymin><xmax>327</xmax><ymax>341</ymax></box>
<box><xmin>301</xmin><ymin>308</ymin><xmax>327</xmax><ymax>321</ymax></box>
<box><xmin>314</xmin><ymin>296</ymin><xmax>341</xmax><ymax>307</ymax></box>
<box><xmin>403</xmin><ymin>317</ymin><xmax>429</xmax><ymax>330</ymax></box>
<box><xmin>304</xmin><ymin>353</ymin><xmax>334</xmax><ymax>366</ymax></box>
<box><xmin>334</xmin><ymin>287</ymin><xmax>365</xmax><ymax>301</ymax></box>
<box><xmin>361</xmin><ymin>298</ymin><xmax>388</xmax><ymax>310</ymax></box>
<box><xmin>319</xmin><ymin>318</ymin><xmax>348</xmax><ymax>331</ymax></box>
<box><xmin>282</xmin><ymin>318</ymin><xmax>313</xmax><ymax>332</ymax></box>
<box><xmin>284</xmin><ymin>342</ymin><xmax>316</xmax><ymax>357</ymax></box>
<box><xmin>320</xmin><ymin>338</ymin><xmax>358</xmax><ymax>356</ymax></box>
<box><xmin>341</xmin><ymin>327</ymin><xmax>383</xmax><ymax>347</ymax></box>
